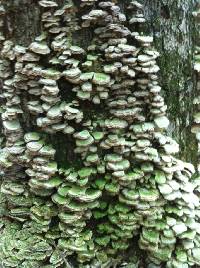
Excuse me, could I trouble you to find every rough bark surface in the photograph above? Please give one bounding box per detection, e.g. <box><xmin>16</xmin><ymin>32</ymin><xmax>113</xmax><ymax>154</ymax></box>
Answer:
<box><xmin>143</xmin><ymin>0</ymin><xmax>198</xmax><ymax>163</ymax></box>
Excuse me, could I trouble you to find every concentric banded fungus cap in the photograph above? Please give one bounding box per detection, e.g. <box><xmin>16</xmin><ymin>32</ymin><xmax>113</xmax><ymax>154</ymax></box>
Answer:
<box><xmin>1</xmin><ymin>181</ymin><xmax>25</xmax><ymax>195</ymax></box>
<box><xmin>105</xmin><ymin>154</ymin><xmax>123</xmax><ymax>163</ymax></box>
<box><xmin>63</xmin><ymin>68</ymin><xmax>81</xmax><ymax>80</ymax></box>
<box><xmin>121</xmin><ymin>188</ymin><xmax>139</xmax><ymax>201</ymax></box>
<box><xmin>135</xmin><ymin>35</ymin><xmax>153</xmax><ymax>44</ymax></box>
<box><xmin>104</xmin><ymin>118</ymin><xmax>128</xmax><ymax>129</ymax></box>
<box><xmin>41</xmin><ymin>69</ymin><xmax>61</xmax><ymax>80</ymax></box>
<box><xmin>92</xmin><ymin>73</ymin><xmax>111</xmax><ymax>86</ymax></box>
<box><xmin>47</xmin><ymin>105</ymin><xmax>62</xmax><ymax>119</ymax></box>
<box><xmin>78</xmin><ymin>167</ymin><xmax>93</xmax><ymax>178</ymax></box>
<box><xmin>29</xmin><ymin>176</ymin><xmax>62</xmax><ymax>190</ymax></box>
<box><xmin>0</xmin><ymin>226</ymin><xmax>53</xmax><ymax>266</ymax></box>
<box><xmin>139</xmin><ymin>188</ymin><xmax>159</xmax><ymax>202</ymax></box>
<box><xmin>74</xmin><ymin>130</ymin><xmax>91</xmax><ymax>140</ymax></box>
<box><xmin>66</xmin><ymin>186</ymin><xmax>102</xmax><ymax>202</ymax></box>
<box><xmin>52</xmin><ymin>193</ymin><xmax>69</xmax><ymax>206</ymax></box>
<box><xmin>80</xmin><ymin>72</ymin><xmax>94</xmax><ymax>81</ymax></box>
<box><xmin>3</xmin><ymin>120</ymin><xmax>21</xmax><ymax>132</ymax></box>
<box><xmin>39</xmin><ymin>145</ymin><xmax>56</xmax><ymax>156</ymax></box>
<box><xmin>127</xmin><ymin>0</ymin><xmax>143</xmax><ymax>9</ymax></box>
<box><xmin>141</xmin><ymin>228</ymin><xmax>159</xmax><ymax>244</ymax></box>
<box><xmin>107</xmin><ymin>159</ymin><xmax>130</xmax><ymax>171</ymax></box>
<box><xmin>154</xmin><ymin>116</ymin><xmax>169</xmax><ymax>129</ymax></box>
<box><xmin>29</xmin><ymin>42</ymin><xmax>50</xmax><ymax>55</ymax></box>
<box><xmin>58</xmin><ymin>212</ymin><xmax>83</xmax><ymax>224</ymax></box>
<box><xmin>70</xmin><ymin>46</ymin><xmax>85</xmax><ymax>55</ymax></box>
<box><xmin>24</xmin><ymin>132</ymin><xmax>41</xmax><ymax>143</ymax></box>
<box><xmin>92</xmin><ymin>131</ymin><xmax>104</xmax><ymax>141</ymax></box>
<box><xmin>26</xmin><ymin>140</ymin><xmax>44</xmax><ymax>153</ymax></box>
<box><xmin>58</xmin><ymin>237</ymin><xmax>90</xmax><ymax>253</ymax></box>
<box><xmin>39</xmin><ymin>0</ymin><xmax>58</xmax><ymax>7</ymax></box>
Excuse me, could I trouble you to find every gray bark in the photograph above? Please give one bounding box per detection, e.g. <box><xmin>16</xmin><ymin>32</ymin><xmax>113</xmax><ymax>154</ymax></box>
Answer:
<box><xmin>144</xmin><ymin>0</ymin><xmax>198</xmax><ymax>164</ymax></box>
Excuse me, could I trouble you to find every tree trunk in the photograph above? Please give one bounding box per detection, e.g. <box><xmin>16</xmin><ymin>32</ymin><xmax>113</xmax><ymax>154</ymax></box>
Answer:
<box><xmin>3</xmin><ymin>0</ymin><xmax>198</xmax><ymax>161</ymax></box>
<box><xmin>0</xmin><ymin>1</ymin><xmax>199</xmax><ymax>267</ymax></box>
<box><xmin>144</xmin><ymin>0</ymin><xmax>198</xmax><ymax>164</ymax></box>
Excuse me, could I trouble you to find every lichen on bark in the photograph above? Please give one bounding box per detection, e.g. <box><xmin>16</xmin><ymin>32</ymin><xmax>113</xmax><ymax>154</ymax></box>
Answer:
<box><xmin>144</xmin><ymin>0</ymin><xmax>198</xmax><ymax>164</ymax></box>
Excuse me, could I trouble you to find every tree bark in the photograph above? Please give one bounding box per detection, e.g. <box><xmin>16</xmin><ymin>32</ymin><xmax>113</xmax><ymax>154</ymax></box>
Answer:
<box><xmin>0</xmin><ymin>0</ymin><xmax>199</xmax><ymax>267</ymax></box>
<box><xmin>143</xmin><ymin>0</ymin><xmax>198</xmax><ymax>164</ymax></box>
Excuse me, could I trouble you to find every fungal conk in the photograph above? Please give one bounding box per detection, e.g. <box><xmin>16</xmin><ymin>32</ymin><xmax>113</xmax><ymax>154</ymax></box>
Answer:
<box><xmin>0</xmin><ymin>1</ymin><xmax>199</xmax><ymax>267</ymax></box>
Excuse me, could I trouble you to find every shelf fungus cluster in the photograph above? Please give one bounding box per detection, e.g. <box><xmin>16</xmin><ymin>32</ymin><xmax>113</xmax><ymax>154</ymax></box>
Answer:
<box><xmin>0</xmin><ymin>0</ymin><xmax>200</xmax><ymax>268</ymax></box>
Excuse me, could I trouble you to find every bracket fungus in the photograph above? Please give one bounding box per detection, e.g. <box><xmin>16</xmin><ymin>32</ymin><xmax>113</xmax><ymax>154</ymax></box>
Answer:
<box><xmin>0</xmin><ymin>0</ymin><xmax>200</xmax><ymax>268</ymax></box>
